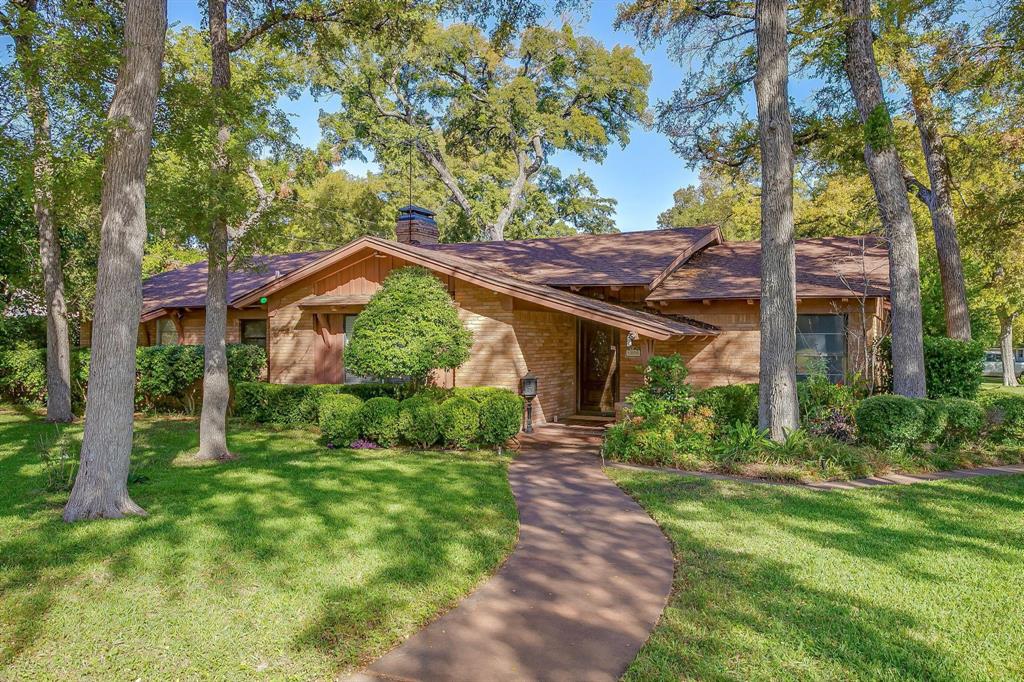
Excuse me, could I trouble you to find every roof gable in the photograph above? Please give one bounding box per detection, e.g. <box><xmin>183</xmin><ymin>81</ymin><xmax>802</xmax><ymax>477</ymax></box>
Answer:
<box><xmin>231</xmin><ymin>236</ymin><xmax>713</xmax><ymax>339</ymax></box>
<box><xmin>647</xmin><ymin>236</ymin><xmax>890</xmax><ymax>301</ymax></box>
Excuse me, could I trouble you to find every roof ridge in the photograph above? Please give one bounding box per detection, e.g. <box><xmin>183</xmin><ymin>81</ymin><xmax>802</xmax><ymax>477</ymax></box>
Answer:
<box><xmin>427</xmin><ymin>224</ymin><xmax>718</xmax><ymax>248</ymax></box>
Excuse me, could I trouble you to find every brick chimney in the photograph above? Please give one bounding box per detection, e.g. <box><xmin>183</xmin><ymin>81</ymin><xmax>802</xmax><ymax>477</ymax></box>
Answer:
<box><xmin>395</xmin><ymin>205</ymin><xmax>438</xmax><ymax>245</ymax></box>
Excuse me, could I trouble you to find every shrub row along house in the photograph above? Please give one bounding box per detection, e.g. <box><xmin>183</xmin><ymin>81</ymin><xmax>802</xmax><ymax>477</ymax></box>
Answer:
<box><xmin>80</xmin><ymin>206</ymin><xmax>890</xmax><ymax>425</ymax></box>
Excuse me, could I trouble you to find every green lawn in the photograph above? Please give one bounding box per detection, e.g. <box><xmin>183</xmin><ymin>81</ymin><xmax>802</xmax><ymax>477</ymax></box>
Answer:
<box><xmin>0</xmin><ymin>408</ymin><xmax>517</xmax><ymax>680</ymax></box>
<box><xmin>980</xmin><ymin>380</ymin><xmax>1024</xmax><ymax>396</ymax></box>
<box><xmin>609</xmin><ymin>468</ymin><xmax>1024</xmax><ymax>681</ymax></box>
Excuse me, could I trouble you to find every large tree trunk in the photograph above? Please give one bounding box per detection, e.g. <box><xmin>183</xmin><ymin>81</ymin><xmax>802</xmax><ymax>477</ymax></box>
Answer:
<box><xmin>843</xmin><ymin>0</ymin><xmax>927</xmax><ymax>398</ymax></box>
<box><xmin>196</xmin><ymin>0</ymin><xmax>232</xmax><ymax>461</ymax></box>
<box><xmin>754</xmin><ymin>0</ymin><xmax>799</xmax><ymax>440</ymax></box>
<box><xmin>999</xmin><ymin>312</ymin><xmax>1020</xmax><ymax>387</ymax></box>
<box><xmin>63</xmin><ymin>0</ymin><xmax>166</xmax><ymax>522</ymax></box>
<box><xmin>898</xmin><ymin>60</ymin><xmax>971</xmax><ymax>341</ymax></box>
<box><xmin>10</xmin><ymin>0</ymin><xmax>73</xmax><ymax>422</ymax></box>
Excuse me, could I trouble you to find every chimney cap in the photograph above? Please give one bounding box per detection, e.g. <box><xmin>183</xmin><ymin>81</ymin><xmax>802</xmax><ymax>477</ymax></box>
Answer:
<box><xmin>397</xmin><ymin>204</ymin><xmax>436</xmax><ymax>219</ymax></box>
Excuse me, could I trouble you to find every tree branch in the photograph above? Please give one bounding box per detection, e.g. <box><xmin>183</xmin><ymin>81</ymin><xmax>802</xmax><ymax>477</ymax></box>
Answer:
<box><xmin>903</xmin><ymin>169</ymin><xmax>933</xmax><ymax>207</ymax></box>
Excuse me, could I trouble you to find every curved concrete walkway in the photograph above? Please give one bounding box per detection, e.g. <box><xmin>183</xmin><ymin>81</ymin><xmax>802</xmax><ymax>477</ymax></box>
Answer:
<box><xmin>350</xmin><ymin>427</ymin><xmax>674</xmax><ymax>682</ymax></box>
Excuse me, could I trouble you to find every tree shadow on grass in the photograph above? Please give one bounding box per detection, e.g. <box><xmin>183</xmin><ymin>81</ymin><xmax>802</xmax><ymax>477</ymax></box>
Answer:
<box><xmin>616</xmin><ymin>472</ymin><xmax>1024</xmax><ymax>681</ymax></box>
<box><xmin>0</xmin><ymin>412</ymin><xmax>517</xmax><ymax>677</ymax></box>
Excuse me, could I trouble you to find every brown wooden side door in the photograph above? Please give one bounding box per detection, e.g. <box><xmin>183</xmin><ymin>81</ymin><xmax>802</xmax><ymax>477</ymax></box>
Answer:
<box><xmin>313</xmin><ymin>313</ymin><xmax>344</xmax><ymax>383</ymax></box>
<box><xmin>577</xmin><ymin>320</ymin><xmax>619</xmax><ymax>415</ymax></box>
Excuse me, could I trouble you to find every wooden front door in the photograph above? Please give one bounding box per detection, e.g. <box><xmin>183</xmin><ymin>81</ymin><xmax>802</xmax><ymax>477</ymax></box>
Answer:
<box><xmin>577</xmin><ymin>320</ymin><xmax>619</xmax><ymax>415</ymax></box>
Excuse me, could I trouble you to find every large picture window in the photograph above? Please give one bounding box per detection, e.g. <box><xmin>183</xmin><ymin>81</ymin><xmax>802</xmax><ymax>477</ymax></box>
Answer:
<box><xmin>240</xmin><ymin>319</ymin><xmax>267</xmax><ymax>351</ymax></box>
<box><xmin>155</xmin><ymin>318</ymin><xmax>178</xmax><ymax>346</ymax></box>
<box><xmin>796</xmin><ymin>314</ymin><xmax>847</xmax><ymax>382</ymax></box>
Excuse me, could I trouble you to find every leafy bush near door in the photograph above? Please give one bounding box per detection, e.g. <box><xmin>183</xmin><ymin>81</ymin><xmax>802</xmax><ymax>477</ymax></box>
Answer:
<box><xmin>478</xmin><ymin>392</ymin><xmax>525</xmax><ymax>447</ymax></box>
<box><xmin>693</xmin><ymin>383</ymin><xmax>759</xmax><ymax>428</ymax></box>
<box><xmin>624</xmin><ymin>354</ymin><xmax>694</xmax><ymax>418</ymax></box>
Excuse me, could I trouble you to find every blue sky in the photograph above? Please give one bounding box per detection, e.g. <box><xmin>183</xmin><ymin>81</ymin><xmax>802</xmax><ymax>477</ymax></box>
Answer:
<box><xmin>167</xmin><ymin>0</ymin><xmax>702</xmax><ymax>232</ymax></box>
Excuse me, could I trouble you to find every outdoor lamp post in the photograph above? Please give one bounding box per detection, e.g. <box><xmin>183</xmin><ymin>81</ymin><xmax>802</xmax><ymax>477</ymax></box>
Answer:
<box><xmin>520</xmin><ymin>373</ymin><xmax>538</xmax><ymax>433</ymax></box>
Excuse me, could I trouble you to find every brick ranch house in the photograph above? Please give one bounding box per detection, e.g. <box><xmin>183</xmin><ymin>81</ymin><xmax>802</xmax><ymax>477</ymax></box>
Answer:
<box><xmin>81</xmin><ymin>206</ymin><xmax>890</xmax><ymax>425</ymax></box>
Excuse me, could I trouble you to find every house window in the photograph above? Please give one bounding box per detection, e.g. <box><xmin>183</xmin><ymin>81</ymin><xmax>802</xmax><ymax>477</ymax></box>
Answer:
<box><xmin>796</xmin><ymin>314</ymin><xmax>847</xmax><ymax>382</ymax></box>
<box><xmin>240</xmin><ymin>319</ymin><xmax>267</xmax><ymax>351</ymax></box>
<box><xmin>155</xmin><ymin>318</ymin><xmax>178</xmax><ymax>346</ymax></box>
<box><xmin>342</xmin><ymin>314</ymin><xmax>372</xmax><ymax>384</ymax></box>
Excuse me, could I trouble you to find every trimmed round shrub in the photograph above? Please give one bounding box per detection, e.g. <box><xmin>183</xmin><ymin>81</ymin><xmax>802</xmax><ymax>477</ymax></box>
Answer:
<box><xmin>916</xmin><ymin>399</ymin><xmax>949</xmax><ymax>444</ymax></box>
<box><xmin>478</xmin><ymin>392</ymin><xmax>525</xmax><ymax>447</ymax></box>
<box><xmin>398</xmin><ymin>396</ymin><xmax>440</xmax><ymax>448</ymax></box>
<box><xmin>437</xmin><ymin>396</ymin><xmax>480</xmax><ymax>448</ymax></box>
<box><xmin>319</xmin><ymin>394</ymin><xmax>364</xmax><ymax>447</ymax></box>
<box><xmin>938</xmin><ymin>397</ymin><xmax>984</xmax><ymax>444</ymax></box>
<box><xmin>694</xmin><ymin>383</ymin><xmax>759</xmax><ymax>428</ymax></box>
<box><xmin>358</xmin><ymin>396</ymin><xmax>401</xmax><ymax>447</ymax></box>
<box><xmin>344</xmin><ymin>266</ymin><xmax>472</xmax><ymax>386</ymax></box>
<box><xmin>855</xmin><ymin>394</ymin><xmax>925</xmax><ymax>448</ymax></box>
<box><xmin>983</xmin><ymin>394</ymin><xmax>1024</xmax><ymax>443</ymax></box>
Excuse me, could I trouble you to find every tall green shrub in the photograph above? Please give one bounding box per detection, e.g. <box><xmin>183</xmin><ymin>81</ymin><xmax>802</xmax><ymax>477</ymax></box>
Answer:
<box><xmin>345</xmin><ymin>266</ymin><xmax>472</xmax><ymax>387</ymax></box>
<box><xmin>625</xmin><ymin>354</ymin><xmax>693</xmax><ymax>418</ymax></box>
<box><xmin>922</xmin><ymin>336</ymin><xmax>984</xmax><ymax>399</ymax></box>
<box><xmin>0</xmin><ymin>347</ymin><xmax>90</xmax><ymax>406</ymax></box>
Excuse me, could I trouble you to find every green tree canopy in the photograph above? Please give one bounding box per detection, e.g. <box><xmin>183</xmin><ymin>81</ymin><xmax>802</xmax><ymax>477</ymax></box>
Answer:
<box><xmin>317</xmin><ymin>20</ymin><xmax>650</xmax><ymax>240</ymax></box>
<box><xmin>345</xmin><ymin>266</ymin><xmax>473</xmax><ymax>386</ymax></box>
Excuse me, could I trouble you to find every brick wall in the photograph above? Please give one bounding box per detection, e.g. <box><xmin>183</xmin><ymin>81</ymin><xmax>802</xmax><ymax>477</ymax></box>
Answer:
<box><xmin>452</xmin><ymin>281</ymin><xmax>576</xmax><ymax>423</ymax></box>
<box><xmin>620</xmin><ymin>298</ymin><xmax>886</xmax><ymax>395</ymax></box>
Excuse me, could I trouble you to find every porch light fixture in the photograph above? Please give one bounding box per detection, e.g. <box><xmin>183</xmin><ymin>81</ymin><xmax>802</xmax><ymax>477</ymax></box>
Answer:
<box><xmin>520</xmin><ymin>373</ymin><xmax>538</xmax><ymax>433</ymax></box>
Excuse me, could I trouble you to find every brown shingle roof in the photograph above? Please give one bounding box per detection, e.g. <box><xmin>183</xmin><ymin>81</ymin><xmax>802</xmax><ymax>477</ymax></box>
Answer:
<box><xmin>423</xmin><ymin>226</ymin><xmax>718</xmax><ymax>286</ymax></box>
<box><xmin>647</xmin><ymin>236</ymin><xmax>890</xmax><ymax>301</ymax></box>
<box><xmin>140</xmin><ymin>251</ymin><xmax>329</xmax><ymax>316</ymax></box>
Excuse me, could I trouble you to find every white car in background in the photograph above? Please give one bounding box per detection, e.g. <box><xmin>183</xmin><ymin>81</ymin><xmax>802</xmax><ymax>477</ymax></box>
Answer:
<box><xmin>982</xmin><ymin>348</ymin><xmax>1024</xmax><ymax>379</ymax></box>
